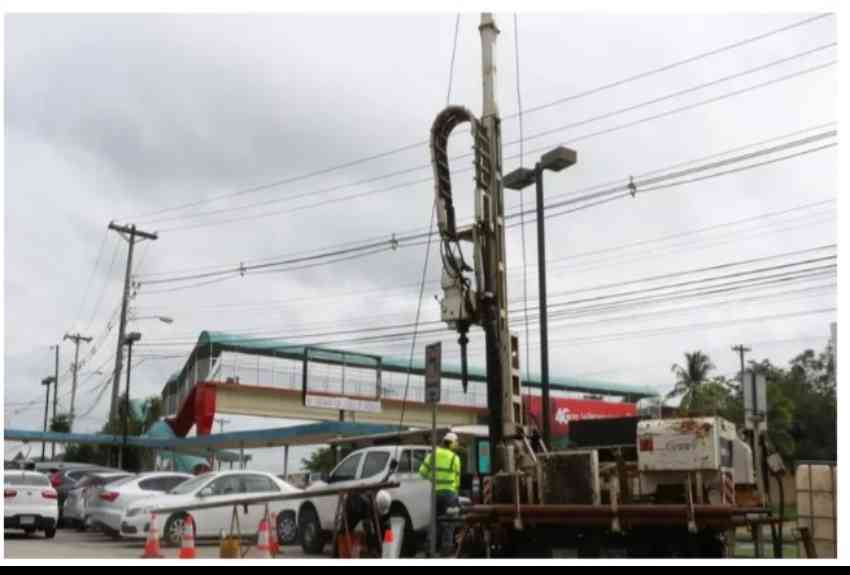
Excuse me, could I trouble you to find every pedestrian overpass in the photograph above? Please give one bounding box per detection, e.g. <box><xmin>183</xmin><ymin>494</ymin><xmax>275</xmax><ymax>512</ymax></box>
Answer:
<box><xmin>161</xmin><ymin>331</ymin><xmax>658</xmax><ymax>437</ymax></box>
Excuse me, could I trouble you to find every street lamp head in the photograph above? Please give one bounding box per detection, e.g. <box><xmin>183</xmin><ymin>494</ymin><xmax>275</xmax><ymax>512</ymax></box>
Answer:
<box><xmin>503</xmin><ymin>167</ymin><xmax>536</xmax><ymax>191</ymax></box>
<box><xmin>540</xmin><ymin>146</ymin><xmax>577</xmax><ymax>173</ymax></box>
<box><xmin>157</xmin><ymin>316</ymin><xmax>174</xmax><ymax>325</ymax></box>
<box><xmin>124</xmin><ymin>332</ymin><xmax>142</xmax><ymax>345</ymax></box>
<box><xmin>41</xmin><ymin>377</ymin><xmax>55</xmax><ymax>386</ymax></box>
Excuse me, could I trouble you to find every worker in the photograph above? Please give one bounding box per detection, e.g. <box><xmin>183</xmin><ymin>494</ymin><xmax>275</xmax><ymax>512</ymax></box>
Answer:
<box><xmin>419</xmin><ymin>431</ymin><xmax>462</xmax><ymax>510</ymax></box>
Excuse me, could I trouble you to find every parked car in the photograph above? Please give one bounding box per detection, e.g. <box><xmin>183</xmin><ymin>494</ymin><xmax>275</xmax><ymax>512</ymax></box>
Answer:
<box><xmin>63</xmin><ymin>471</ymin><xmax>132</xmax><ymax>530</ymax></box>
<box><xmin>4</xmin><ymin>470</ymin><xmax>59</xmax><ymax>538</ymax></box>
<box><xmin>87</xmin><ymin>472</ymin><xmax>192</xmax><ymax>536</ymax></box>
<box><xmin>49</xmin><ymin>465</ymin><xmax>114</xmax><ymax>527</ymax></box>
<box><xmin>121</xmin><ymin>471</ymin><xmax>301</xmax><ymax>547</ymax></box>
<box><xmin>297</xmin><ymin>445</ymin><xmax>433</xmax><ymax>557</ymax></box>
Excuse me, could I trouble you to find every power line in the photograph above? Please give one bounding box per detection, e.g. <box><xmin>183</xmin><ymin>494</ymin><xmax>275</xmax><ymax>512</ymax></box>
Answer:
<box><xmin>514</xmin><ymin>13</ymin><xmax>532</xmax><ymax>388</ymax></box>
<box><xmin>397</xmin><ymin>12</ymin><xmax>462</xmax><ymax>434</ymax></box>
<box><xmin>130</xmin><ymin>121</ymin><xmax>836</xmax><ymax>283</ymax></box>
<box><xmin>71</xmin><ymin>230</ymin><xmax>109</xmax><ymax>334</ymax></box>
<box><xmin>121</xmin><ymin>13</ymin><xmax>833</xmax><ymax>224</ymax></box>
<box><xmin>134</xmin><ymin>251</ymin><xmax>836</xmax><ymax>348</ymax></box>
<box><xmin>141</xmin><ymin>244</ymin><xmax>836</xmax><ymax>342</ymax></box>
<box><xmin>135</xmin><ymin>131</ymin><xmax>835</xmax><ymax>289</ymax></box>
<box><xmin>150</xmin><ymin>48</ymin><xmax>836</xmax><ymax>232</ymax></box>
<box><xmin>134</xmin><ymin>195</ymin><xmax>835</xmax><ymax>315</ymax></box>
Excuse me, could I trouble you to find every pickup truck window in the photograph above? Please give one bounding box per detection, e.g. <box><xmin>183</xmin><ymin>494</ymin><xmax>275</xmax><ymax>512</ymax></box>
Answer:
<box><xmin>361</xmin><ymin>452</ymin><xmax>390</xmax><ymax>479</ymax></box>
<box><xmin>397</xmin><ymin>450</ymin><xmax>412</xmax><ymax>473</ymax></box>
<box><xmin>330</xmin><ymin>453</ymin><xmax>362</xmax><ymax>483</ymax></box>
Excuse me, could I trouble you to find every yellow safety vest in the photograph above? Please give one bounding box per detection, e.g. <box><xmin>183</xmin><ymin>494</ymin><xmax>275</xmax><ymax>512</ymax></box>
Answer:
<box><xmin>419</xmin><ymin>447</ymin><xmax>461</xmax><ymax>494</ymax></box>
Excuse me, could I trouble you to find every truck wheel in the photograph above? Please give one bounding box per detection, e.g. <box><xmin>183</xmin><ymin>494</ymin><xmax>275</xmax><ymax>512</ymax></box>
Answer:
<box><xmin>389</xmin><ymin>506</ymin><xmax>417</xmax><ymax>558</ymax></box>
<box><xmin>299</xmin><ymin>507</ymin><xmax>324</xmax><ymax>555</ymax></box>
<box><xmin>45</xmin><ymin>526</ymin><xmax>57</xmax><ymax>539</ymax></box>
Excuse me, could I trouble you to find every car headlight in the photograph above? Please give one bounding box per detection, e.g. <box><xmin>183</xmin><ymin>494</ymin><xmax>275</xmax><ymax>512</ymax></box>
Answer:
<box><xmin>375</xmin><ymin>490</ymin><xmax>392</xmax><ymax>516</ymax></box>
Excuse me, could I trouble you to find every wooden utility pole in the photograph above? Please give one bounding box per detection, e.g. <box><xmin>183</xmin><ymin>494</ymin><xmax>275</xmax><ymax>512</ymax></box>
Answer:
<box><xmin>64</xmin><ymin>333</ymin><xmax>92</xmax><ymax>430</ymax></box>
<box><xmin>107</xmin><ymin>223</ymin><xmax>157</xmax><ymax>426</ymax></box>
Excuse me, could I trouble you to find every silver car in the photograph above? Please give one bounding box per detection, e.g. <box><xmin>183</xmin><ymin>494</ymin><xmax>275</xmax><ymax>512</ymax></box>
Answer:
<box><xmin>63</xmin><ymin>471</ymin><xmax>132</xmax><ymax>530</ymax></box>
<box><xmin>88</xmin><ymin>472</ymin><xmax>192</xmax><ymax>536</ymax></box>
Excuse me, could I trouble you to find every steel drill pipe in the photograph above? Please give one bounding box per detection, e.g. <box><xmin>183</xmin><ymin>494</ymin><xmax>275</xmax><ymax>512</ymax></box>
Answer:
<box><xmin>465</xmin><ymin>504</ymin><xmax>762</xmax><ymax>520</ymax></box>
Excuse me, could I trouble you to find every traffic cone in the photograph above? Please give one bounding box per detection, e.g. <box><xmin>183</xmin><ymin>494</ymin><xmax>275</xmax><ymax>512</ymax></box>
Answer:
<box><xmin>141</xmin><ymin>513</ymin><xmax>164</xmax><ymax>559</ymax></box>
<box><xmin>251</xmin><ymin>517</ymin><xmax>273</xmax><ymax>559</ymax></box>
<box><xmin>268</xmin><ymin>512</ymin><xmax>280</xmax><ymax>557</ymax></box>
<box><xmin>178</xmin><ymin>515</ymin><xmax>197</xmax><ymax>560</ymax></box>
<box><xmin>384</xmin><ymin>527</ymin><xmax>394</xmax><ymax>544</ymax></box>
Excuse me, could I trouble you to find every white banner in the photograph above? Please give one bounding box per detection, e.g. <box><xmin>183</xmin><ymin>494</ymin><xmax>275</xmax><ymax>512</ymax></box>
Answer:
<box><xmin>305</xmin><ymin>394</ymin><xmax>382</xmax><ymax>414</ymax></box>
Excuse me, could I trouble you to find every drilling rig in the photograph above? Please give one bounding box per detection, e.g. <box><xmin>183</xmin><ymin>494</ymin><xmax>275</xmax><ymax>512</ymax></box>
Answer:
<box><xmin>428</xmin><ymin>14</ymin><xmax>775</xmax><ymax>558</ymax></box>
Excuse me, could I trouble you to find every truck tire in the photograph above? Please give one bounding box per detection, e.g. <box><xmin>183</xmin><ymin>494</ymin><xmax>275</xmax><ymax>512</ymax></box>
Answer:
<box><xmin>45</xmin><ymin>526</ymin><xmax>57</xmax><ymax>539</ymax></box>
<box><xmin>299</xmin><ymin>506</ymin><xmax>325</xmax><ymax>555</ymax></box>
<box><xmin>389</xmin><ymin>505</ymin><xmax>417</xmax><ymax>558</ymax></box>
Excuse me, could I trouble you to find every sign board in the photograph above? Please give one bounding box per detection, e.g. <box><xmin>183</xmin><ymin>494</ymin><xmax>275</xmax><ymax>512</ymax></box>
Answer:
<box><xmin>524</xmin><ymin>395</ymin><xmax>637</xmax><ymax>438</ymax></box>
<box><xmin>743</xmin><ymin>371</ymin><xmax>768</xmax><ymax>431</ymax></box>
<box><xmin>304</xmin><ymin>394</ymin><xmax>382</xmax><ymax>414</ymax></box>
<box><xmin>425</xmin><ymin>342</ymin><xmax>442</xmax><ymax>404</ymax></box>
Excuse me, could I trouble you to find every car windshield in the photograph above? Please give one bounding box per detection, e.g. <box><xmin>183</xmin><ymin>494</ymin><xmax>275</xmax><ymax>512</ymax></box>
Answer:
<box><xmin>168</xmin><ymin>473</ymin><xmax>214</xmax><ymax>495</ymax></box>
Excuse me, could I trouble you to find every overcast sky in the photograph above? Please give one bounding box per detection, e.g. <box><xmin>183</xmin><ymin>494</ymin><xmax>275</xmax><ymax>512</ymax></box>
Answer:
<box><xmin>3</xmin><ymin>11</ymin><xmax>838</xmax><ymax>471</ymax></box>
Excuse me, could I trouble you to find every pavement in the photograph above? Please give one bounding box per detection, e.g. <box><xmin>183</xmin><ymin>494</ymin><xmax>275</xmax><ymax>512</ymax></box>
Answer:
<box><xmin>3</xmin><ymin>527</ymin><xmax>320</xmax><ymax>560</ymax></box>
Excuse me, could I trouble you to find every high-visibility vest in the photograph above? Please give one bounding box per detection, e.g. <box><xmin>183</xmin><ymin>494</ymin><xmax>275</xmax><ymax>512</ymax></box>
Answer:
<box><xmin>419</xmin><ymin>447</ymin><xmax>461</xmax><ymax>494</ymax></box>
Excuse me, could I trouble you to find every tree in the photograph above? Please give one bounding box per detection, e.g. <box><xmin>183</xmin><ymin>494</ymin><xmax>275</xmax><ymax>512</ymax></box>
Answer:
<box><xmin>50</xmin><ymin>414</ymin><xmax>72</xmax><ymax>434</ymax></box>
<box><xmin>668</xmin><ymin>351</ymin><xmax>716</xmax><ymax>411</ymax></box>
<box><xmin>61</xmin><ymin>394</ymin><xmax>165</xmax><ymax>471</ymax></box>
<box><xmin>301</xmin><ymin>446</ymin><xmax>351</xmax><ymax>476</ymax></box>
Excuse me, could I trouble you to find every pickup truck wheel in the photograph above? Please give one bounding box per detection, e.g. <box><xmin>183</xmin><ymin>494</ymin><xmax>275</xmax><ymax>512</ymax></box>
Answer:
<box><xmin>299</xmin><ymin>507</ymin><xmax>324</xmax><ymax>555</ymax></box>
<box><xmin>45</xmin><ymin>526</ymin><xmax>57</xmax><ymax>539</ymax></box>
<box><xmin>389</xmin><ymin>507</ymin><xmax>417</xmax><ymax>558</ymax></box>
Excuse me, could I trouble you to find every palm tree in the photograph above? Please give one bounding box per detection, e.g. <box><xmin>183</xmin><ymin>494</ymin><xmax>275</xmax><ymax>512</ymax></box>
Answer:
<box><xmin>668</xmin><ymin>351</ymin><xmax>715</xmax><ymax>410</ymax></box>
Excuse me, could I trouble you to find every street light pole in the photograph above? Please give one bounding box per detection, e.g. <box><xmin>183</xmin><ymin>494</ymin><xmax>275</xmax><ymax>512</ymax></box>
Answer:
<box><xmin>533</xmin><ymin>162</ymin><xmax>553</xmax><ymax>448</ymax></box>
<box><xmin>504</xmin><ymin>146</ymin><xmax>577</xmax><ymax>448</ymax></box>
<box><xmin>119</xmin><ymin>332</ymin><xmax>142</xmax><ymax>471</ymax></box>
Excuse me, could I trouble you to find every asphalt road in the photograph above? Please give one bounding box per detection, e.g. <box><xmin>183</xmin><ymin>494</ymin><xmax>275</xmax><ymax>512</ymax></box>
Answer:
<box><xmin>4</xmin><ymin>527</ymin><xmax>319</xmax><ymax>560</ymax></box>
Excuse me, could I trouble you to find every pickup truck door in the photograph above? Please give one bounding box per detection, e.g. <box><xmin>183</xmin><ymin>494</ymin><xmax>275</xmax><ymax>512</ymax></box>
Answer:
<box><xmin>315</xmin><ymin>452</ymin><xmax>364</xmax><ymax>531</ymax></box>
<box><xmin>397</xmin><ymin>449</ymin><xmax>432</xmax><ymax>532</ymax></box>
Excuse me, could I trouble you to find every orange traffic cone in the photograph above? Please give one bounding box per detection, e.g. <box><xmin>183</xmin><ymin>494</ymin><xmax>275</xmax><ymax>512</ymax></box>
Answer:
<box><xmin>252</xmin><ymin>517</ymin><xmax>273</xmax><ymax>559</ymax></box>
<box><xmin>141</xmin><ymin>512</ymin><xmax>164</xmax><ymax>559</ymax></box>
<box><xmin>178</xmin><ymin>515</ymin><xmax>197</xmax><ymax>560</ymax></box>
<box><xmin>268</xmin><ymin>512</ymin><xmax>280</xmax><ymax>557</ymax></box>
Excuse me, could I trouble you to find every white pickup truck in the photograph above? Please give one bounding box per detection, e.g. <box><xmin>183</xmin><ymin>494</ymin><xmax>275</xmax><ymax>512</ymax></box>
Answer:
<box><xmin>297</xmin><ymin>445</ymin><xmax>434</xmax><ymax>557</ymax></box>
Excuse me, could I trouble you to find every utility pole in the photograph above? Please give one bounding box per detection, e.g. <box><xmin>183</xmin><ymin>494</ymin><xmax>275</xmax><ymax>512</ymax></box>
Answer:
<box><xmin>64</xmin><ymin>333</ymin><xmax>92</xmax><ymax>430</ymax></box>
<box><xmin>732</xmin><ymin>345</ymin><xmax>751</xmax><ymax>389</ymax></box>
<box><xmin>50</xmin><ymin>345</ymin><xmax>59</xmax><ymax>459</ymax></box>
<box><xmin>41</xmin><ymin>377</ymin><xmax>55</xmax><ymax>461</ymax></box>
<box><xmin>107</xmin><ymin>223</ymin><xmax>157</xmax><ymax>429</ymax></box>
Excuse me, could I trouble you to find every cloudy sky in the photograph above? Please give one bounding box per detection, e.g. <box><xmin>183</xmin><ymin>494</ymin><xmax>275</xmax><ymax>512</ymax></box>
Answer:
<box><xmin>3</xmin><ymin>9</ymin><xmax>839</xmax><ymax>471</ymax></box>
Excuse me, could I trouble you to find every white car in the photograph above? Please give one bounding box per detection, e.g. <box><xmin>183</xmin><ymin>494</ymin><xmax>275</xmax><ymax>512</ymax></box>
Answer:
<box><xmin>121</xmin><ymin>471</ymin><xmax>302</xmax><ymax>547</ymax></box>
<box><xmin>63</xmin><ymin>471</ymin><xmax>133</xmax><ymax>530</ymax></box>
<box><xmin>4</xmin><ymin>470</ymin><xmax>59</xmax><ymax>538</ymax></box>
<box><xmin>297</xmin><ymin>445</ymin><xmax>434</xmax><ymax>557</ymax></box>
<box><xmin>87</xmin><ymin>472</ymin><xmax>193</xmax><ymax>536</ymax></box>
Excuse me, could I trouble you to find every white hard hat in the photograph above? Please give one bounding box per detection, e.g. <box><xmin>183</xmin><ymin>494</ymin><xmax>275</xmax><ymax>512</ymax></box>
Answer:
<box><xmin>375</xmin><ymin>490</ymin><xmax>393</xmax><ymax>516</ymax></box>
<box><xmin>444</xmin><ymin>432</ymin><xmax>459</xmax><ymax>444</ymax></box>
